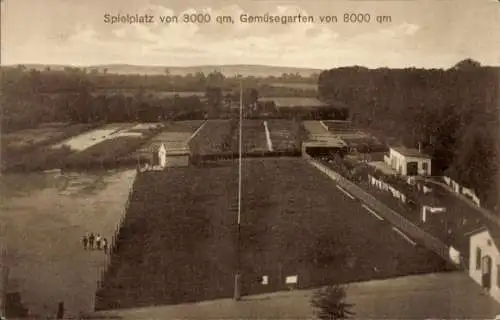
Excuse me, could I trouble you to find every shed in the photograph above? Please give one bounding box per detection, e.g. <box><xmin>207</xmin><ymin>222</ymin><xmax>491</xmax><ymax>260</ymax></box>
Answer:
<box><xmin>385</xmin><ymin>146</ymin><xmax>431</xmax><ymax>176</ymax></box>
<box><xmin>157</xmin><ymin>143</ymin><xmax>190</xmax><ymax>168</ymax></box>
<box><xmin>468</xmin><ymin>225</ymin><xmax>500</xmax><ymax>303</ymax></box>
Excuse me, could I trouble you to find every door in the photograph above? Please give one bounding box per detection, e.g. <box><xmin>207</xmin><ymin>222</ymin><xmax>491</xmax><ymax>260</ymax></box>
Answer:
<box><xmin>407</xmin><ymin>162</ymin><xmax>418</xmax><ymax>176</ymax></box>
<box><xmin>482</xmin><ymin>255</ymin><xmax>492</xmax><ymax>289</ymax></box>
<box><xmin>152</xmin><ymin>151</ymin><xmax>160</xmax><ymax>166</ymax></box>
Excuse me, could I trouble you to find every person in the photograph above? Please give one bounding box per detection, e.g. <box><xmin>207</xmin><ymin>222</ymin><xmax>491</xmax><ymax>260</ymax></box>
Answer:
<box><xmin>103</xmin><ymin>238</ymin><xmax>108</xmax><ymax>254</ymax></box>
<box><xmin>88</xmin><ymin>233</ymin><xmax>95</xmax><ymax>250</ymax></box>
<box><xmin>96</xmin><ymin>234</ymin><xmax>102</xmax><ymax>250</ymax></box>
<box><xmin>82</xmin><ymin>235</ymin><xmax>88</xmax><ymax>250</ymax></box>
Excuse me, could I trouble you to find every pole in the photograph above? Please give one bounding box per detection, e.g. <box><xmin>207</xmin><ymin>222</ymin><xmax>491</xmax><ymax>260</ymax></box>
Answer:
<box><xmin>234</xmin><ymin>80</ymin><xmax>243</xmax><ymax>301</ymax></box>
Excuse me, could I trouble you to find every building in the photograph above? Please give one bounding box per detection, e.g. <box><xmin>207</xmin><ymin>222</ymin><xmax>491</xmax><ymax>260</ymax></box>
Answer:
<box><xmin>384</xmin><ymin>146</ymin><xmax>431</xmax><ymax>176</ymax></box>
<box><xmin>156</xmin><ymin>143</ymin><xmax>190</xmax><ymax>168</ymax></box>
<box><xmin>468</xmin><ymin>225</ymin><xmax>500</xmax><ymax>303</ymax></box>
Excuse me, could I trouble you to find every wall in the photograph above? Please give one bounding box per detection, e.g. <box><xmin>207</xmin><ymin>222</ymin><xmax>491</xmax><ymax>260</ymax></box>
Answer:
<box><xmin>165</xmin><ymin>155</ymin><xmax>189</xmax><ymax>167</ymax></box>
<box><xmin>469</xmin><ymin>231</ymin><xmax>500</xmax><ymax>304</ymax></box>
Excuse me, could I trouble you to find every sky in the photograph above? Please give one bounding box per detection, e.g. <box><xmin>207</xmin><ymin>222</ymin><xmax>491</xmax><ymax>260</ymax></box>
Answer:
<box><xmin>1</xmin><ymin>0</ymin><xmax>499</xmax><ymax>69</ymax></box>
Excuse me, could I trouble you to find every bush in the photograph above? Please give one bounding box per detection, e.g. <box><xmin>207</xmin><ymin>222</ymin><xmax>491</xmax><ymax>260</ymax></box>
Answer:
<box><xmin>311</xmin><ymin>285</ymin><xmax>355</xmax><ymax>320</ymax></box>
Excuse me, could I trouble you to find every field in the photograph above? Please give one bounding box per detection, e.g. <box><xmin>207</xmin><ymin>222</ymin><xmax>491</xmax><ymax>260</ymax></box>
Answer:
<box><xmin>266</xmin><ymin>120</ymin><xmax>303</xmax><ymax>152</ymax></box>
<box><xmin>189</xmin><ymin>120</ymin><xmax>236</xmax><ymax>155</ymax></box>
<box><xmin>0</xmin><ymin>169</ymin><xmax>136</xmax><ymax>317</ymax></box>
<box><xmin>61</xmin><ymin>123</ymin><xmax>163</xmax><ymax>166</ymax></box>
<box><xmin>190</xmin><ymin>119</ymin><xmax>301</xmax><ymax>156</ymax></box>
<box><xmin>1</xmin><ymin>123</ymin><xmax>96</xmax><ymax>170</ymax></box>
<box><xmin>233</xmin><ymin>120</ymin><xmax>269</xmax><ymax>153</ymax></box>
<box><xmin>95</xmin><ymin>158</ymin><xmax>451</xmax><ymax>310</ymax></box>
<box><xmin>270</xmin><ymin>82</ymin><xmax>318</xmax><ymax>91</ymax></box>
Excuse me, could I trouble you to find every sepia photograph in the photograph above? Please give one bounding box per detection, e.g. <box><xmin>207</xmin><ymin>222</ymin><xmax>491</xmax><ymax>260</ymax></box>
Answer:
<box><xmin>0</xmin><ymin>0</ymin><xmax>499</xmax><ymax>319</ymax></box>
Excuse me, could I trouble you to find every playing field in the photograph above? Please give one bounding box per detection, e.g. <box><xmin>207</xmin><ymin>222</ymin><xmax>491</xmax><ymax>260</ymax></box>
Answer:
<box><xmin>0</xmin><ymin>169</ymin><xmax>136</xmax><ymax>317</ymax></box>
<box><xmin>96</xmin><ymin>158</ymin><xmax>451</xmax><ymax>310</ymax></box>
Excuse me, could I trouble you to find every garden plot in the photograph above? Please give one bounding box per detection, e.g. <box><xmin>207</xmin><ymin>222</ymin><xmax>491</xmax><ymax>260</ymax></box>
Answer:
<box><xmin>189</xmin><ymin>120</ymin><xmax>235</xmax><ymax>155</ymax></box>
<box><xmin>231</xmin><ymin>120</ymin><xmax>269</xmax><ymax>153</ymax></box>
<box><xmin>266</xmin><ymin>120</ymin><xmax>302</xmax><ymax>152</ymax></box>
<box><xmin>133</xmin><ymin>121</ymin><xmax>204</xmax><ymax>157</ymax></box>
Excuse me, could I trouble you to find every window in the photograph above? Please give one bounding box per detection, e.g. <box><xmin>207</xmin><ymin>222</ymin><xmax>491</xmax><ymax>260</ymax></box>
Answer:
<box><xmin>422</xmin><ymin>162</ymin><xmax>428</xmax><ymax>172</ymax></box>
<box><xmin>476</xmin><ymin>247</ymin><xmax>482</xmax><ymax>270</ymax></box>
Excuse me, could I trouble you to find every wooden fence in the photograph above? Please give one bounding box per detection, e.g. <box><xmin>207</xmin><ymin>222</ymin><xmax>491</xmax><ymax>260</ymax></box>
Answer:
<box><xmin>94</xmin><ymin>171</ymin><xmax>138</xmax><ymax>308</ymax></box>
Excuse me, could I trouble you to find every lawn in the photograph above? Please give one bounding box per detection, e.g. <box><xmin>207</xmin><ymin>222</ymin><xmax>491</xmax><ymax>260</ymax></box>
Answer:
<box><xmin>96</xmin><ymin>158</ymin><xmax>450</xmax><ymax>310</ymax></box>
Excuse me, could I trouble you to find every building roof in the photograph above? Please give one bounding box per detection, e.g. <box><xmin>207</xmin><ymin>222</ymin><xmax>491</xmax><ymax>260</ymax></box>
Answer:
<box><xmin>391</xmin><ymin>147</ymin><xmax>431</xmax><ymax>158</ymax></box>
<box><xmin>468</xmin><ymin>222</ymin><xmax>500</xmax><ymax>251</ymax></box>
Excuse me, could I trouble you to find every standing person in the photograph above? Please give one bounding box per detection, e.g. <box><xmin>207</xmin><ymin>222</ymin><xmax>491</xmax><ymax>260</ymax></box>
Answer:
<box><xmin>96</xmin><ymin>234</ymin><xmax>102</xmax><ymax>250</ymax></box>
<box><xmin>82</xmin><ymin>235</ymin><xmax>88</xmax><ymax>250</ymax></box>
<box><xmin>103</xmin><ymin>238</ymin><xmax>108</xmax><ymax>254</ymax></box>
<box><xmin>88</xmin><ymin>233</ymin><xmax>95</xmax><ymax>250</ymax></box>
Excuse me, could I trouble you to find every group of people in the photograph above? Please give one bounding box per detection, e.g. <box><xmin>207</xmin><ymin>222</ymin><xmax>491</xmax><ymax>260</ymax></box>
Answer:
<box><xmin>82</xmin><ymin>233</ymin><xmax>109</xmax><ymax>253</ymax></box>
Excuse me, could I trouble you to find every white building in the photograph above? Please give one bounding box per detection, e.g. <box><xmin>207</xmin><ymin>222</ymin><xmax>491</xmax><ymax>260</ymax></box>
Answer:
<box><xmin>468</xmin><ymin>226</ymin><xmax>500</xmax><ymax>304</ymax></box>
<box><xmin>157</xmin><ymin>143</ymin><xmax>190</xmax><ymax>168</ymax></box>
<box><xmin>384</xmin><ymin>147</ymin><xmax>431</xmax><ymax>176</ymax></box>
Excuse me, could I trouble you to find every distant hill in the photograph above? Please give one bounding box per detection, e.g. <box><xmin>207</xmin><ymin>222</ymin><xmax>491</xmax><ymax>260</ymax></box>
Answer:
<box><xmin>14</xmin><ymin>64</ymin><xmax>323</xmax><ymax>77</ymax></box>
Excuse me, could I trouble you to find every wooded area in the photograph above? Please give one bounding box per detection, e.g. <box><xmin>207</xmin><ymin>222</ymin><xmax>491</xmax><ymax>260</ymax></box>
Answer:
<box><xmin>318</xmin><ymin>59</ymin><xmax>499</xmax><ymax>210</ymax></box>
<box><xmin>1</xmin><ymin>66</ymin><xmax>317</xmax><ymax>131</ymax></box>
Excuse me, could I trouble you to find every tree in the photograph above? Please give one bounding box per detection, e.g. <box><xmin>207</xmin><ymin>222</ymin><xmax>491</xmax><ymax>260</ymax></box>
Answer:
<box><xmin>310</xmin><ymin>285</ymin><xmax>355</xmax><ymax>320</ymax></box>
<box><xmin>451</xmin><ymin>58</ymin><xmax>481</xmax><ymax>70</ymax></box>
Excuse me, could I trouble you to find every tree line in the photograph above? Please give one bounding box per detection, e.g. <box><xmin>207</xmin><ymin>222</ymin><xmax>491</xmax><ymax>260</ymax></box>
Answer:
<box><xmin>318</xmin><ymin>59</ymin><xmax>499</xmax><ymax>210</ymax></box>
<box><xmin>1</xmin><ymin>66</ymin><xmax>318</xmax><ymax>131</ymax></box>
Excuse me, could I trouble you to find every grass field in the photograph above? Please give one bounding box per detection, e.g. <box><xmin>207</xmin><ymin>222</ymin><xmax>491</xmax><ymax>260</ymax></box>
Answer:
<box><xmin>96</xmin><ymin>158</ymin><xmax>451</xmax><ymax>310</ymax></box>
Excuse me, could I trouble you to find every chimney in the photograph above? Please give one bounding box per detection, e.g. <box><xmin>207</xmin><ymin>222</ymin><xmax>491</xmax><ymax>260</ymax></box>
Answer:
<box><xmin>418</xmin><ymin>142</ymin><xmax>422</xmax><ymax>153</ymax></box>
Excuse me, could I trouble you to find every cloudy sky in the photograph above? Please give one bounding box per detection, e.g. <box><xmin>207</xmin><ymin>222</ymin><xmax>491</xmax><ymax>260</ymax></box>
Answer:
<box><xmin>1</xmin><ymin>0</ymin><xmax>499</xmax><ymax>68</ymax></box>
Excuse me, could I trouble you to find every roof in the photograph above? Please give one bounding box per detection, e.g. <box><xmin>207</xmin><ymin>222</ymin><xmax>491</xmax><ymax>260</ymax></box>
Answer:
<box><xmin>468</xmin><ymin>222</ymin><xmax>500</xmax><ymax>251</ymax></box>
<box><xmin>259</xmin><ymin>97</ymin><xmax>329</xmax><ymax>108</ymax></box>
<box><xmin>391</xmin><ymin>147</ymin><xmax>431</xmax><ymax>158</ymax></box>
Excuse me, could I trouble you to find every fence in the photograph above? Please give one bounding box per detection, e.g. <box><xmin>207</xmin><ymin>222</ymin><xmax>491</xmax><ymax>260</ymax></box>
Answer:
<box><xmin>443</xmin><ymin>176</ymin><xmax>481</xmax><ymax>207</ymax></box>
<box><xmin>94</xmin><ymin>171</ymin><xmax>138</xmax><ymax>308</ymax></box>
<box><xmin>305</xmin><ymin>154</ymin><xmax>452</xmax><ymax>264</ymax></box>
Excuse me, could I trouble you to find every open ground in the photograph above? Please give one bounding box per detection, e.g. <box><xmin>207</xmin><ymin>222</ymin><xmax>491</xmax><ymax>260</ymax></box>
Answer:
<box><xmin>0</xmin><ymin>169</ymin><xmax>136</xmax><ymax>317</ymax></box>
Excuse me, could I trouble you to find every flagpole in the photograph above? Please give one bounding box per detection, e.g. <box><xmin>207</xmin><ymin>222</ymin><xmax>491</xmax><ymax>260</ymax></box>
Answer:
<box><xmin>234</xmin><ymin>79</ymin><xmax>243</xmax><ymax>300</ymax></box>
